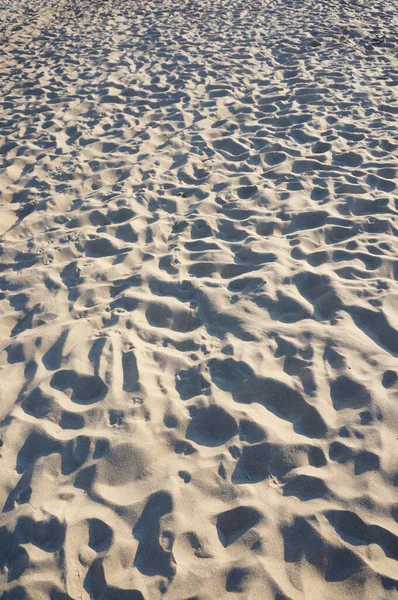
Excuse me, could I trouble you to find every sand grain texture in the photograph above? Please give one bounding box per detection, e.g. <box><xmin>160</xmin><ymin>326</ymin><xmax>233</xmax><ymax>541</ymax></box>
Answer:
<box><xmin>1</xmin><ymin>0</ymin><xmax>398</xmax><ymax>597</ymax></box>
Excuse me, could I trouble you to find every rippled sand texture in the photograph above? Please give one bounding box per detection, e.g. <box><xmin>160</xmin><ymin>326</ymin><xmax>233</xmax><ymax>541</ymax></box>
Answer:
<box><xmin>1</xmin><ymin>0</ymin><xmax>398</xmax><ymax>598</ymax></box>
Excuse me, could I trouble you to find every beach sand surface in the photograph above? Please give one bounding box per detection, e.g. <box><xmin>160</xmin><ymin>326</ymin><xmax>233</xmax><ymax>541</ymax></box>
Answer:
<box><xmin>1</xmin><ymin>0</ymin><xmax>398</xmax><ymax>598</ymax></box>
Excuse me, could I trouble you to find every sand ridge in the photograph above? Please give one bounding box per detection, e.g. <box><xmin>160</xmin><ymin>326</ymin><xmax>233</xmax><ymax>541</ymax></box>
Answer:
<box><xmin>0</xmin><ymin>0</ymin><xmax>398</xmax><ymax>597</ymax></box>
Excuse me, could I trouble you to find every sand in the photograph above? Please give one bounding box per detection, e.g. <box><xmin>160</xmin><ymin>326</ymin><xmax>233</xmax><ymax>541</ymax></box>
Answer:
<box><xmin>0</xmin><ymin>0</ymin><xmax>398</xmax><ymax>598</ymax></box>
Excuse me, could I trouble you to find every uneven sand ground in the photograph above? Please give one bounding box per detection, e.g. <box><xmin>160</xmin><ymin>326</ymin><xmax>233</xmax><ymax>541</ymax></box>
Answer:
<box><xmin>1</xmin><ymin>0</ymin><xmax>398</xmax><ymax>598</ymax></box>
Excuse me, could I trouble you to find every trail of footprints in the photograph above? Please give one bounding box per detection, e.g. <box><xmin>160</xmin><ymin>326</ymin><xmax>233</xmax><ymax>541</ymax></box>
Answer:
<box><xmin>0</xmin><ymin>0</ymin><xmax>398</xmax><ymax>597</ymax></box>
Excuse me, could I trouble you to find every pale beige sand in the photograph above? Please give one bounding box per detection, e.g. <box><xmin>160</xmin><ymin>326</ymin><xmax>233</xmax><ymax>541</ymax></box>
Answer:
<box><xmin>1</xmin><ymin>0</ymin><xmax>398</xmax><ymax>598</ymax></box>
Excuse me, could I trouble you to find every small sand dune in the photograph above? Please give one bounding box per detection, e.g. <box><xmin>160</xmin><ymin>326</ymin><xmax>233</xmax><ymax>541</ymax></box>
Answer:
<box><xmin>1</xmin><ymin>0</ymin><xmax>398</xmax><ymax>597</ymax></box>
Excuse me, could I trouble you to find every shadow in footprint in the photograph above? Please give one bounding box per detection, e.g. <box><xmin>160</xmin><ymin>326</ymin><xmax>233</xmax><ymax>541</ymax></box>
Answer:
<box><xmin>382</xmin><ymin>370</ymin><xmax>397</xmax><ymax>389</ymax></box>
<box><xmin>209</xmin><ymin>358</ymin><xmax>326</xmax><ymax>438</ymax></box>
<box><xmin>22</xmin><ymin>387</ymin><xmax>53</xmax><ymax>418</ymax></box>
<box><xmin>51</xmin><ymin>370</ymin><xmax>107</xmax><ymax>404</ymax></box>
<box><xmin>176</xmin><ymin>367</ymin><xmax>210</xmax><ymax>400</ymax></box>
<box><xmin>14</xmin><ymin>515</ymin><xmax>65</xmax><ymax>551</ymax></box>
<box><xmin>61</xmin><ymin>436</ymin><xmax>91</xmax><ymax>475</ymax></box>
<box><xmin>133</xmin><ymin>491</ymin><xmax>175</xmax><ymax>579</ymax></box>
<box><xmin>186</xmin><ymin>405</ymin><xmax>238</xmax><ymax>447</ymax></box>
<box><xmin>216</xmin><ymin>506</ymin><xmax>261</xmax><ymax>547</ymax></box>
<box><xmin>330</xmin><ymin>376</ymin><xmax>371</xmax><ymax>410</ymax></box>
<box><xmin>326</xmin><ymin>510</ymin><xmax>398</xmax><ymax>560</ymax></box>
<box><xmin>226</xmin><ymin>567</ymin><xmax>250</xmax><ymax>592</ymax></box>
<box><xmin>282</xmin><ymin>475</ymin><xmax>328</xmax><ymax>501</ymax></box>
<box><xmin>232</xmin><ymin>443</ymin><xmax>271</xmax><ymax>484</ymax></box>
<box><xmin>122</xmin><ymin>350</ymin><xmax>140</xmax><ymax>393</ymax></box>
<box><xmin>84</xmin><ymin>558</ymin><xmax>144</xmax><ymax>600</ymax></box>
<box><xmin>50</xmin><ymin>589</ymin><xmax>74</xmax><ymax>600</ymax></box>
<box><xmin>42</xmin><ymin>330</ymin><xmax>68</xmax><ymax>371</ymax></box>
<box><xmin>16</xmin><ymin>430</ymin><xmax>61</xmax><ymax>474</ymax></box>
<box><xmin>0</xmin><ymin>527</ymin><xmax>29</xmax><ymax>582</ymax></box>
<box><xmin>88</xmin><ymin>519</ymin><xmax>114</xmax><ymax>552</ymax></box>
<box><xmin>283</xmin><ymin>516</ymin><xmax>363</xmax><ymax>581</ymax></box>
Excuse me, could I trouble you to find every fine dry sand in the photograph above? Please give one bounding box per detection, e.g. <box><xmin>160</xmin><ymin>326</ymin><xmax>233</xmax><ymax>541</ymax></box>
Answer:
<box><xmin>1</xmin><ymin>0</ymin><xmax>398</xmax><ymax>598</ymax></box>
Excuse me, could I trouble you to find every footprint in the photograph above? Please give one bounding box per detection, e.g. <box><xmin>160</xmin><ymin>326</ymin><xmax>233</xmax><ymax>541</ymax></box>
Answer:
<box><xmin>213</xmin><ymin>138</ymin><xmax>249</xmax><ymax>159</ymax></box>
<box><xmin>354</xmin><ymin>451</ymin><xmax>380</xmax><ymax>475</ymax></box>
<box><xmin>14</xmin><ymin>514</ymin><xmax>65</xmax><ymax>551</ymax></box>
<box><xmin>84</xmin><ymin>558</ymin><xmax>144</xmax><ymax>600</ymax></box>
<box><xmin>122</xmin><ymin>349</ymin><xmax>140</xmax><ymax>393</ymax></box>
<box><xmin>282</xmin><ymin>474</ymin><xmax>328</xmax><ymax>500</ymax></box>
<box><xmin>51</xmin><ymin>370</ymin><xmax>108</xmax><ymax>404</ymax></box>
<box><xmin>286</xmin><ymin>210</ymin><xmax>328</xmax><ymax>232</ymax></box>
<box><xmin>325</xmin><ymin>510</ymin><xmax>398</xmax><ymax>560</ymax></box>
<box><xmin>216</xmin><ymin>506</ymin><xmax>262</xmax><ymax>547</ymax></box>
<box><xmin>59</xmin><ymin>411</ymin><xmax>84</xmax><ymax>430</ymax></box>
<box><xmin>186</xmin><ymin>405</ymin><xmax>238</xmax><ymax>447</ymax></box>
<box><xmin>233</xmin><ymin>442</ymin><xmax>306</xmax><ymax>484</ymax></box>
<box><xmin>0</xmin><ymin>527</ymin><xmax>29</xmax><ymax>581</ymax></box>
<box><xmin>88</xmin><ymin>518</ymin><xmax>114</xmax><ymax>552</ymax></box>
<box><xmin>228</xmin><ymin>277</ymin><xmax>265</xmax><ymax>293</ymax></box>
<box><xmin>22</xmin><ymin>387</ymin><xmax>53</xmax><ymax>418</ymax></box>
<box><xmin>209</xmin><ymin>358</ymin><xmax>326</xmax><ymax>438</ymax></box>
<box><xmin>283</xmin><ymin>516</ymin><xmax>364</xmax><ymax>581</ymax></box>
<box><xmin>176</xmin><ymin>367</ymin><xmax>210</xmax><ymax>400</ymax></box>
<box><xmin>62</xmin><ymin>435</ymin><xmax>91</xmax><ymax>475</ymax></box>
<box><xmin>349</xmin><ymin>306</ymin><xmax>398</xmax><ymax>355</ymax></box>
<box><xmin>133</xmin><ymin>491</ymin><xmax>176</xmax><ymax>579</ymax></box>
<box><xmin>382</xmin><ymin>370</ymin><xmax>397</xmax><ymax>389</ymax></box>
<box><xmin>16</xmin><ymin>430</ymin><xmax>61</xmax><ymax>474</ymax></box>
<box><xmin>330</xmin><ymin>376</ymin><xmax>371</xmax><ymax>410</ymax></box>
<box><xmin>238</xmin><ymin>419</ymin><xmax>266</xmax><ymax>443</ymax></box>
<box><xmin>42</xmin><ymin>330</ymin><xmax>68</xmax><ymax>371</ymax></box>
<box><xmin>84</xmin><ymin>236</ymin><xmax>119</xmax><ymax>258</ymax></box>
<box><xmin>232</xmin><ymin>443</ymin><xmax>271</xmax><ymax>484</ymax></box>
<box><xmin>178</xmin><ymin>470</ymin><xmax>191</xmax><ymax>483</ymax></box>
<box><xmin>226</xmin><ymin>567</ymin><xmax>250</xmax><ymax>592</ymax></box>
<box><xmin>109</xmin><ymin>410</ymin><xmax>124</xmax><ymax>426</ymax></box>
<box><xmin>174</xmin><ymin>440</ymin><xmax>197</xmax><ymax>455</ymax></box>
<box><xmin>293</xmin><ymin>271</ymin><xmax>342</xmax><ymax>319</ymax></box>
<box><xmin>308</xmin><ymin>446</ymin><xmax>327</xmax><ymax>468</ymax></box>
